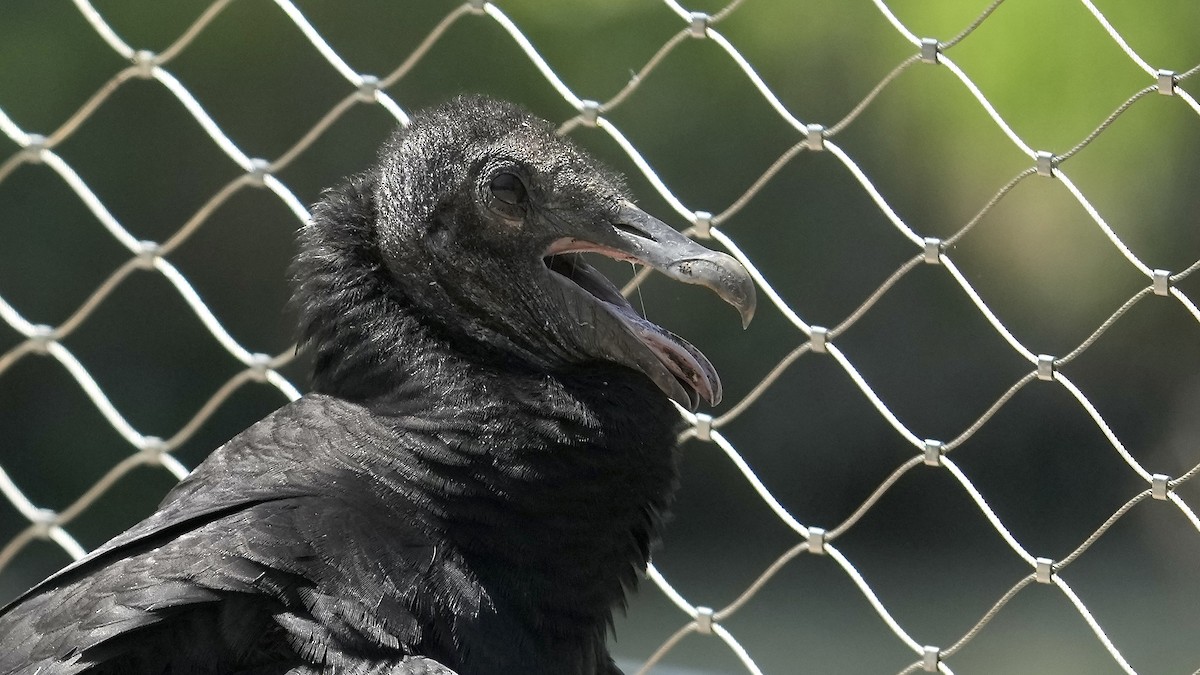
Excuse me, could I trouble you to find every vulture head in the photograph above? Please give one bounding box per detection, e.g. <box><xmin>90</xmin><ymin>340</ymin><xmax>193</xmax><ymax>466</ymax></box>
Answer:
<box><xmin>298</xmin><ymin>96</ymin><xmax>755</xmax><ymax>410</ymax></box>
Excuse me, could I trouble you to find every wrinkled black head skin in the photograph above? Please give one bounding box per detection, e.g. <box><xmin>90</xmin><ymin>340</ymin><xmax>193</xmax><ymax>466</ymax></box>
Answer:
<box><xmin>299</xmin><ymin>97</ymin><xmax>628</xmax><ymax>396</ymax></box>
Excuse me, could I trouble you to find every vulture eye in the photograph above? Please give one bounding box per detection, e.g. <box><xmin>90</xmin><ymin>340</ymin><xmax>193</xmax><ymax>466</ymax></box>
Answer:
<box><xmin>489</xmin><ymin>172</ymin><xmax>528</xmax><ymax>207</ymax></box>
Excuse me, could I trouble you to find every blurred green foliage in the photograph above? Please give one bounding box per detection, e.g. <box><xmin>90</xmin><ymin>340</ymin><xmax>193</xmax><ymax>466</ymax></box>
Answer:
<box><xmin>1</xmin><ymin>1</ymin><xmax>1199</xmax><ymax>673</ymax></box>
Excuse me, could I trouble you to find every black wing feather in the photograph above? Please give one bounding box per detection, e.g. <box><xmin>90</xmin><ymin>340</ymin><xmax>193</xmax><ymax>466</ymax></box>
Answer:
<box><xmin>0</xmin><ymin>395</ymin><xmax>457</xmax><ymax>675</ymax></box>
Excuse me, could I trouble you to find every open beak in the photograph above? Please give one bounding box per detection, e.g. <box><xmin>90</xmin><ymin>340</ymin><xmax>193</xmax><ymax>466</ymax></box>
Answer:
<box><xmin>544</xmin><ymin>201</ymin><xmax>756</xmax><ymax>409</ymax></box>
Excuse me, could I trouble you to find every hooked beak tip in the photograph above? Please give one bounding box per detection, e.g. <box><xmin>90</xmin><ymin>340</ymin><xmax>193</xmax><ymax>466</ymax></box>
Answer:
<box><xmin>741</xmin><ymin>303</ymin><xmax>755</xmax><ymax>330</ymax></box>
<box><xmin>665</xmin><ymin>253</ymin><xmax>757</xmax><ymax>330</ymax></box>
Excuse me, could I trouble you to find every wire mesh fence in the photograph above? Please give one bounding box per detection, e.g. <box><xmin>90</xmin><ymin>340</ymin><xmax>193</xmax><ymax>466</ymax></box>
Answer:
<box><xmin>1</xmin><ymin>1</ymin><xmax>1199</xmax><ymax>673</ymax></box>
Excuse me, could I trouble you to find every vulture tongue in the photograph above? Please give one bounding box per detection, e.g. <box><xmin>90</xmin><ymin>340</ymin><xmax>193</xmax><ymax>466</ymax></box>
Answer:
<box><xmin>545</xmin><ymin>254</ymin><xmax>631</xmax><ymax>310</ymax></box>
<box><xmin>545</xmin><ymin>253</ymin><xmax>720</xmax><ymax>409</ymax></box>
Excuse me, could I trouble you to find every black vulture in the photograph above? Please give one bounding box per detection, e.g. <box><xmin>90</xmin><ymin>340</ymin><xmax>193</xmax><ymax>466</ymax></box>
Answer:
<box><xmin>0</xmin><ymin>96</ymin><xmax>755</xmax><ymax>675</ymax></box>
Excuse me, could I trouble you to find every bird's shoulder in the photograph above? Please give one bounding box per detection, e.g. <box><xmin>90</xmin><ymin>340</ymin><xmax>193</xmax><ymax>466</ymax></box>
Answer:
<box><xmin>0</xmin><ymin>493</ymin><xmax>454</xmax><ymax>674</ymax></box>
<box><xmin>0</xmin><ymin>394</ymin><xmax>468</xmax><ymax>674</ymax></box>
<box><xmin>3</xmin><ymin>394</ymin><xmax>392</xmax><ymax>607</ymax></box>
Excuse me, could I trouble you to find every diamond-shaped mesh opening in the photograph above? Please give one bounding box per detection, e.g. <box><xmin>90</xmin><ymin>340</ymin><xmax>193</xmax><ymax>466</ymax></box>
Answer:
<box><xmin>2</xmin><ymin>2</ymin><xmax>1199</xmax><ymax>673</ymax></box>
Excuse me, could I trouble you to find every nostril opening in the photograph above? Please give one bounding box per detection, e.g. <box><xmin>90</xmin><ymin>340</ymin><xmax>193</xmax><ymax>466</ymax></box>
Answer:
<box><xmin>613</xmin><ymin>221</ymin><xmax>657</xmax><ymax>242</ymax></box>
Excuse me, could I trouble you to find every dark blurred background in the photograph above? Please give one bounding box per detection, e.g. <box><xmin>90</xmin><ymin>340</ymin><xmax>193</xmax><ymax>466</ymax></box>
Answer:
<box><xmin>1</xmin><ymin>1</ymin><xmax>1199</xmax><ymax>673</ymax></box>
